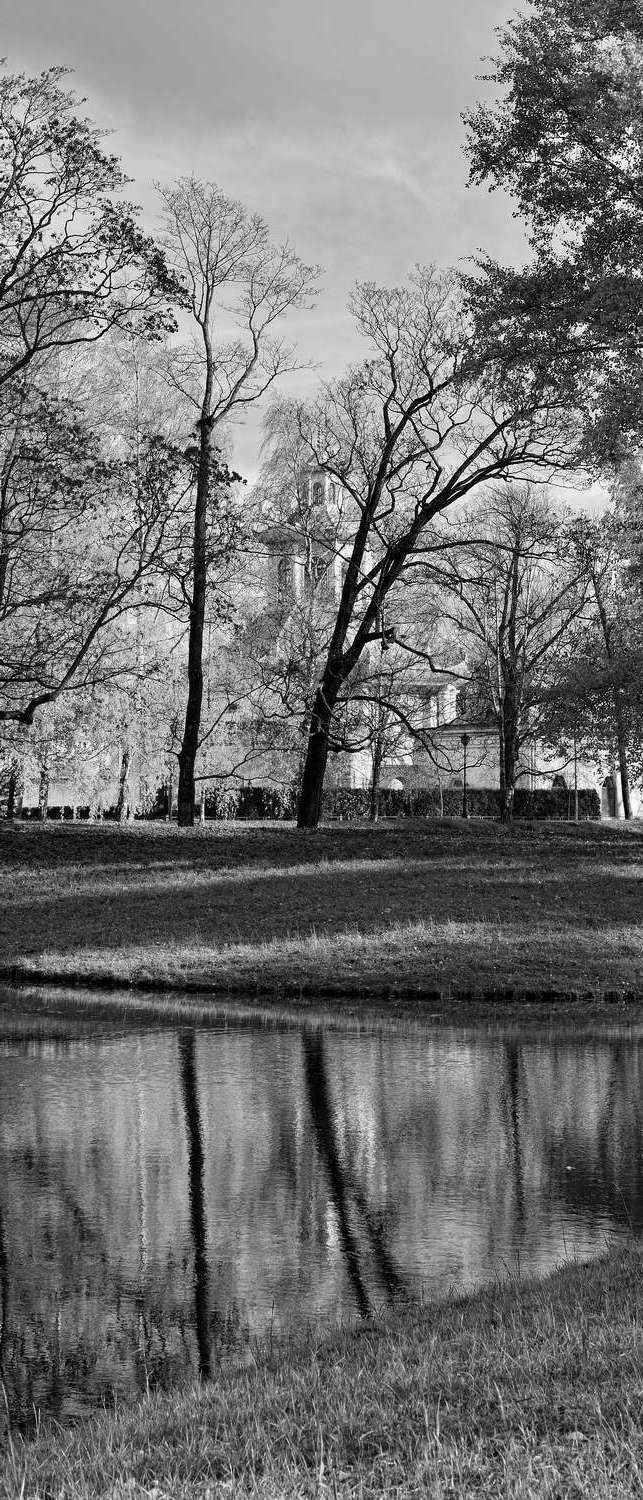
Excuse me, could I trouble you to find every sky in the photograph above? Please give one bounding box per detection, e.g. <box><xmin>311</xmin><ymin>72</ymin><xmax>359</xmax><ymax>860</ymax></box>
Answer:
<box><xmin>2</xmin><ymin>0</ymin><xmax>573</xmax><ymax>486</ymax></box>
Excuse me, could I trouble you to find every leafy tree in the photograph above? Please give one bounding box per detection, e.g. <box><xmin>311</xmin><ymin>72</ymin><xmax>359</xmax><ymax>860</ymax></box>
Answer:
<box><xmin>0</xmin><ymin>66</ymin><xmax>178</xmax><ymax>390</ymax></box>
<box><xmin>542</xmin><ymin>515</ymin><xmax>643</xmax><ymax>816</ymax></box>
<box><xmin>0</xmin><ymin>376</ymin><xmax>196</xmax><ymax>726</ymax></box>
<box><xmin>463</xmin><ymin>0</ymin><xmax>643</xmax><ymax>460</ymax></box>
<box><xmin>277</xmin><ymin>267</ymin><xmax>583</xmax><ymax>829</ymax></box>
<box><xmin>157</xmin><ymin>178</ymin><xmax>319</xmax><ymax>825</ymax></box>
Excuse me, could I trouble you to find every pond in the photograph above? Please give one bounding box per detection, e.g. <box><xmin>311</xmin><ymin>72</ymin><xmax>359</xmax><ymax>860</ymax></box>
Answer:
<box><xmin>1</xmin><ymin>993</ymin><xmax>642</xmax><ymax>1427</ymax></box>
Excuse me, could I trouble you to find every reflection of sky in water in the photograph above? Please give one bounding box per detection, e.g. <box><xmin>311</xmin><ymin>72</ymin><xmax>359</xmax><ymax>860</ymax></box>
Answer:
<box><xmin>0</xmin><ymin>1007</ymin><xmax>642</xmax><ymax>1425</ymax></box>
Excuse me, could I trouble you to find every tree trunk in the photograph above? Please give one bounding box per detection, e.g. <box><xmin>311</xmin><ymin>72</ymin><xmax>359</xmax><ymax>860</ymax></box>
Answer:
<box><xmin>613</xmin><ymin>691</ymin><xmax>632</xmax><ymax>819</ymax></box>
<box><xmin>177</xmin><ymin>418</ymin><xmax>214</xmax><ymax>827</ymax></box>
<box><xmin>573</xmin><ymin>735</ymin><xmax>579</xmax><ymax>823</ymax></box>
<box><xmin>38</xmin><ymin>763</ymin><xmax>49</xmax><ymax>821</ymax></box>
<box><xmin>6</xmin><ymin>759</ymin><xmax>22</xmax><ymax>820</ymax></box>
<box><xmin>369</xmin><ymin>734</ymin><xmax>384</xmax><ymax>822</ymax></box>
<box><xmin>297</xmin><ymin>681</ymin><xmax>337</xmax><ymax>829</ymax></box>
<box><xmin>178</xmin><ymin>1030</ymin><xmax>212</xmax><ymax>1379</ymax></box>
<box><xmin>499</xmin><ymin>701</ymin><xmax>519</xmax><ymax>824</ymax></box>
<box><xmin>593</xmin><ymin>574</ymin><xmax>632</xmax><ymax>820</ymax></box>
<box><xmin>116</xmin><ymin>745</ymin><xmax>131</xmax><ymax>823</ymax></box>
<box><xmin>302</xmin><ymin>1030</ymin><xmax>370</xmax><ymax>1317</ymax></box>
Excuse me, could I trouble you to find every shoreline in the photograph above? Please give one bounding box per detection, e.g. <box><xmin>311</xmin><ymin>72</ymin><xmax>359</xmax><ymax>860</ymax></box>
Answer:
<box><xmin>3</xmin><ymin>1246</ymin><xmax>642</xmax><ymax>1498</ymax></box>
<box><xmin>1</xmin><ymin>821</ymin><xmax>641</xmax><ymax>1494</ymax></box>
<box><xmin>1</xmin><ymin>963</ymin><xmax>642</xmax><ymax>1030</ymax></box>
<box><xmin>0</xmin><ymin>817</ymin><xmax>641</xmax><ymax>1018</ymax></box>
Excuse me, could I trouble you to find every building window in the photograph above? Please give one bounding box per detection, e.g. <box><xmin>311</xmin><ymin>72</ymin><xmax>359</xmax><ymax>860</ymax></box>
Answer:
<box><xmin>277</xmin><ymin>556</ymin><xmax>293</xmax><ymax>604</ymax></box>
<box><xmin>313</xmin><ymin>480</ymin><xmax>324</xmax><ymax>505</ymax></box>
<box><xmin>303</xmin><ymin>553</ymin><xmax>329</xmax><ymax>599</ymax></box>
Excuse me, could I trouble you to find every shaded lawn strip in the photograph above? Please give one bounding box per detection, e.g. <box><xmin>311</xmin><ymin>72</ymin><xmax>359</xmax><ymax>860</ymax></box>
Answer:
<box><xmin>0</xmin><ymin>820</ymin><xmax>641</xmax><ymax>1004</ymax></box>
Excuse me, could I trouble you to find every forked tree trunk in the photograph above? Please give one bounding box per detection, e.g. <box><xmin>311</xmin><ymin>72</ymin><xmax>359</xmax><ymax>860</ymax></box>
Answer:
<box><xmin>178</xmin><ymin>417</ymin><xmax>214</xmax><ymax>827</ymax></box>
<box><xmin>297</xmin><ymin>681</ymin><xmax>338</xmax><ymax>829</ymax></box>
<box><xmin>116</xmin><ymin>745</ymin><xmax>131</xmax><ymax>823</ymax></box>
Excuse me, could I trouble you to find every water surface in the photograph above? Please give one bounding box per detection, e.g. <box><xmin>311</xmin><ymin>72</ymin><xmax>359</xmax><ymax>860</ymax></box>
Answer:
<box><xmin>1</xmin><ymin>996</ymin><xmax>641</xmax><ymax>1425</ymax></box>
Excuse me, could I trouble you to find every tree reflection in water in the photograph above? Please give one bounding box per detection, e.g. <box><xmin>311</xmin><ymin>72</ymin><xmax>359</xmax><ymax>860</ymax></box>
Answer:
<box><xmin>302</xmin><ymin>1029</ymin><xmax>405</xmax><ymax>1317</ymax></box>
<box><xmin>0</xmin><ymin>1204</ymin><xmax>8</xmax><ymax>1429</ymax></box>
<box><xmin>502</xmin><ymin>1043</ymin><xmax>525</xmax><ymax>1231</ymax></box>
<box><xmin>178</xmin><ymin>1030</ymin><xmax>211</xmax><ymax>1379</ymax></box>
<box><xmin>0</xmin><ymin>1020</ymin><xmax>642</xmax><ymax>1426</ymax></box>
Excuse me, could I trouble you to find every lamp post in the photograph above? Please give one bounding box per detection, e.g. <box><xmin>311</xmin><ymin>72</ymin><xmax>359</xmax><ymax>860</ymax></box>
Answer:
<box><xmin>460</xmin><ymin>732</ymin><xmax>470</xmax><ymax>819</ymax></box>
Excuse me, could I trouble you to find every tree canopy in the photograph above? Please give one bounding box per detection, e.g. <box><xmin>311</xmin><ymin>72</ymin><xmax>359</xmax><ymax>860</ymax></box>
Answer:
<box><xmin>463</xmin><ymin>0</ymin><xmax>643</xmax><ymax>460</ymax></box>
<box><xmin>0</xmin><ymin>67</ymin><xmax>179</xmax><ymax>389</ymax></box>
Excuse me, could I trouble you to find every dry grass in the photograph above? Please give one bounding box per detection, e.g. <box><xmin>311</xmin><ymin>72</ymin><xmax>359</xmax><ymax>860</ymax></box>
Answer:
<box><xmin>3</xmin><ymin>1246</ymin><xmax>642</xmax><ymax>1498</ymax></box>
<box><xmin>0</xmin><ymin>817</ymin><xmax>641</xmax><ymax>1007</ymax></box>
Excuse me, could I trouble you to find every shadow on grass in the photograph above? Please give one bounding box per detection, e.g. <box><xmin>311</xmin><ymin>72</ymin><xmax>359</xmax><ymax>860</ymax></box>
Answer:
<box><xmin>1</xmin><ymin>852</ymin><xmax>641</xmax><ymax>967</ymax></box>
<box><xmin>1</xmin><ymin>818</ymin><xmax>642</xmax><ymax>878</ymax></box>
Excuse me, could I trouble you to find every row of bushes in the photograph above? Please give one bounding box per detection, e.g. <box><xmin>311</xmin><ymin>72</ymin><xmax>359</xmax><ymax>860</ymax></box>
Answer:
<box><xmin>148</xmin><ymin>783</ymin><xmax>601</xmax><ymax>822</ymax></box>
<box><xmin>321</xmin><ymin>786</ymin><xmax>601</xmax><ymax>821</ymax></box>
<box><xmin>20</xmin><ymin>806</ymin><xmax>115</xmax><ymax>820</ymax></box>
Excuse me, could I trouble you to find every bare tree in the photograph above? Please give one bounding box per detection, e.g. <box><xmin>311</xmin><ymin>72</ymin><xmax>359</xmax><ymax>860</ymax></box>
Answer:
<box><xmin>272</xmin><ymin>268</ymin><xmax>582</xmax><ymax>828</ymax></box>
<box><xmin>157</xmin><ymin>178</ymin><xmax>320</xmax><ymax>824</ymax></box>
<box><xmin>422</xmin><ymin>486</ymin><xmax>591</xmax><ymax>820</ymax></box>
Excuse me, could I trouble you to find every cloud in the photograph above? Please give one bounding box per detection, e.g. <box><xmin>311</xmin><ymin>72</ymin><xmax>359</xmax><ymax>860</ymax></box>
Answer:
<box><xmin>1</xmin><ymin>0</ymin><xmax>526</xmax><ymax>480</ymax></box>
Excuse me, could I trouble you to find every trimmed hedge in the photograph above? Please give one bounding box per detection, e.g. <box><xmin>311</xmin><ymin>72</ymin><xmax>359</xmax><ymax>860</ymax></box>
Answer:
<box><xmin>203</xmin><ymin>785</ymin><xmax>298</xmax><ymax>821</ymax></box>
<box><xmin>321</xmin><ymin>786</ymin><xmax>600</xmax><ymax>821</ymax></box>
<box><xmin>514</xmin><ymin>787</ymin><xmax>600</xmax><ymax>820</ymax></box>
<box><xmin>147</xmin><ymin>782</ymin><xmax>600</xmax><ymax>822</ymax></box>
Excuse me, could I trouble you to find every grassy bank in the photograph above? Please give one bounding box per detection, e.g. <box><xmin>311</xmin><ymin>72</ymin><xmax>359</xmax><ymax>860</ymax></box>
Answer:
<box><xmin>0</xmin><ymin>818</ymin><xmax>641</xmax><ymax>1007</ymax></box>
<box><xmin>3</xmin><ymin>1247</ymin><xmax>641</xmax><ymax>1498</ymax></box>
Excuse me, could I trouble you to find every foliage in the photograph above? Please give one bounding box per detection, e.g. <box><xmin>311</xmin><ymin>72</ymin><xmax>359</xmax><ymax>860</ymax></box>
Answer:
<box><xmin>463</xmin><ymin>1</ymin><xmax>643</xmax><ymax>460</ymax></box>
<box><xmin>323</xmin><ymin>785</ymin><xmax>599</xmax><ymax>821</ymax></box>
<box><xmin>149</xmin><ymin>782</ymin><xmax>600</xmax><ymax>822</ymax></box>
<box><xmin>0</xmin><ymin>66</ymin><xmax>178</xmax><ymax>390</ymax></box>
<box><xmin>539</xmin><ymin>511</ymin><xmax>643</xmax><ymax>812</ymax></box>
<box><xmin>0</xmin><ymin>374</ymin><xmax>200</xmax><ymax>725</ymax></box>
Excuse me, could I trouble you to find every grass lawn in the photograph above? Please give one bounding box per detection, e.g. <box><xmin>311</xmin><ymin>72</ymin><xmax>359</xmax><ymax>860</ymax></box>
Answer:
<box><xmin>0</xmin><ymin>817</ymin><xmax>641</xmax><ymax>1009</ymax></box>
<box><xmin>1</xmin><ymin>820</ymin><xmax>641</xmax><ymax>1496</ymax></box>
<box><xmin>3</xmin><ymin>1246</ymin><xmax>642</xmax><ymax>1498</ymax></box>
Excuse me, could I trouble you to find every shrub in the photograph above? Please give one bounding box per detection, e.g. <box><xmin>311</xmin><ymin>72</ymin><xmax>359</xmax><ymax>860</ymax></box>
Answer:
<box><xmin>204</xmin><ymin>787</ymin><xmax>240</xmax><ymax>821</ymax></box>
<box><xmin>237</xmin><ymin>786</ymin><xmax>297</xmax><ymax>820</ymax></box>
<box><xmin>514</xmin><ymin>787</ymin><xmax>600</xmax><ymax>821</ymax></box>
<box><xmin>144</xmin><ymin>781</ymin><xmax>601</xmax><ymax>822</ymax></box>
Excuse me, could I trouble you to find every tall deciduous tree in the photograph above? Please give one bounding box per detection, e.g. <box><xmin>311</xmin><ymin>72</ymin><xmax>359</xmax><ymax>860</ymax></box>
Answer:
<box><xmin>463</xmin><ymin>0</ymin><xmax>643</xmax><ymax>460</ymax></box>
<box><xmin>423</xmin><ymin>486</ymin><xmax>590</xmax><ymax>820</ymax></box>
<box><xmin>281</xmin><ymin>268</ymin><xmax>582</xmax><ymax>829</ymax></box>
<box><xmin>558</xmin><ymin>515</ymin><xmax>643</xmax><ymax>816</ymax></box>
<box><xmin>157</xmin><ymin>179</ymin><xmax>319</xmax><ymax>825</ymax></box>
<box><xmin>0</xmin><ymin>377</ymin><xmax>195</xmax><ymax>726</ymax></box>
<box><xmin>0</xmin><ymin>66</ymin><xmax>178</xmax><ymax>389</ymax></box>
